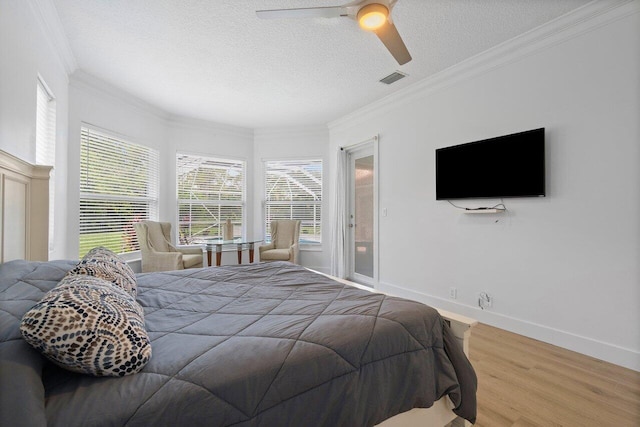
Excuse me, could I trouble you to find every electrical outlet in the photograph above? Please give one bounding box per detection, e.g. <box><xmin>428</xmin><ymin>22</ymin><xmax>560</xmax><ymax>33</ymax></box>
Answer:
<box><xmin>449</xmin><ymin>287</ymin><xmax>457</xmax><ymax>299</ymax></box>
<box><xmin>478</xmin><ymin>292</ymin><xmax>492</xmax><ymax>310</ymax></box>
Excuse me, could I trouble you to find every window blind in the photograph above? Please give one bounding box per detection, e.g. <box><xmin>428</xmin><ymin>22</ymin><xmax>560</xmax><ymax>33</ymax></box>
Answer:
<box><xmin>264</xmin><ymin>159</ymin><xmax>322</xmax><ymax>244</ymax></box>
<box><xmin>36</xmin><ymin>77</ymin><xmax>56</xmax><ymax>253</ymax></box>
<box><xmin>79</xmin><ymin>127</ymin><xmax>159</xmax><ymax>257</ymax></box>
<box><xmin>177</xmin><ymin>154</ymin><xmax>245</xmax><ymax>244</ymax></box>
<box><xmin>36</xmin><ymin>79</ymin><xmax>55</xmax><ymax>166</ymax></box>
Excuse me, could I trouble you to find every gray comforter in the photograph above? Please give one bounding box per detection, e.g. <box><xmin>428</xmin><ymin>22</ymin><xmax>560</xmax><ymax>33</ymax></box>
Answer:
<box><xmin>0</xmin><ymin>260</ymin><xmax>476</xmax><ymax>426</ymax></box>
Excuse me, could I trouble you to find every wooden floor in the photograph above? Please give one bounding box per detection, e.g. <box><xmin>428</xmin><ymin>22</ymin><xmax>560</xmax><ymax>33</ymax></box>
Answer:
<box><xmin>469</xmin><ymin>323</ymin><xmax>640</xmax><ymax>427</ymax></box>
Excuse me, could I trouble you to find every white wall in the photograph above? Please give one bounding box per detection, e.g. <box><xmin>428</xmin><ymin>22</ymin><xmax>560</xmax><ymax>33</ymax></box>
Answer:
<box><xmin>328</xmin><ymin>3</ymin><xmax>640</xmax><ymax>370</ymax></box>
<box><xmin>0</xmin><ymin>0</ymin><xmax>71</xmax><ymax>260</ymax></box>
<box><xmin>253</xmin><ymin>127</ymin><xmax>331</xmax><ymax>272</ymax></box>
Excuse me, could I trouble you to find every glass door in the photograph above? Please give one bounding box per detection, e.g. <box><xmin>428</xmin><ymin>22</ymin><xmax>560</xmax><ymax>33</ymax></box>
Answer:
<box><xmin>348</xmin><ymin>144</ymin><xmax>375</xmax><ymax>285</ymax></box>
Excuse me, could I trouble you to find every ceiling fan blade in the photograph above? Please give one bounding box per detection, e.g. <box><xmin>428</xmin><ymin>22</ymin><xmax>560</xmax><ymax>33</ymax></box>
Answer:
<box><xmin>374</xmin><ymin>21</ymin><xmax>412</xmax><ymax>65</ymax></box>
<box><xmin>256</xmin><ymin>7</ymin><xmax>347</xmax><ymax>20</ymax></box>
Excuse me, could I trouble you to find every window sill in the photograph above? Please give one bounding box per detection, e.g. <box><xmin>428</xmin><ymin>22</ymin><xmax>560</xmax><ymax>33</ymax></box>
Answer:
<box><xmin>117</xmin><ymin>250</ymin><xmax>142</xmax><ymax>262</ymax></box>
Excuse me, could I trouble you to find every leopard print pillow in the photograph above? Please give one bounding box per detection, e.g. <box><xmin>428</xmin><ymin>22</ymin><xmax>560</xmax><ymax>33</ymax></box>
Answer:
<box><xmin>67</xmin><ymin>247</ymin><xmax>137</xmax><ymax>297</ymax></box>
<box><xmin>20</xmin><ymin>275</ymin><xmax>152</xmax><ymax>377</ymax></box>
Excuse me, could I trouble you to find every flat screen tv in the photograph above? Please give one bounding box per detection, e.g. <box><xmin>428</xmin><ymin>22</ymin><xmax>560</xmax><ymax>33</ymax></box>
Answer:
<box><xmin>436</xmin><ymin>128</ymin><xmax>545</xmax><ymax>200</ymax></box>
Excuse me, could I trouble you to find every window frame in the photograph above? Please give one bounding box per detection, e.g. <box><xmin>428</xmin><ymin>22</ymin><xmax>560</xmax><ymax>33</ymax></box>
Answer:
<box><xmin>263</xmin><ymin>157</ymin><xmax>323</xmax><ymax>249</ymax></box>
<box><xmin>176</xmin><ymin>152</ymin><xmax>247</xmax><ymax>245</ymax></box>
<box><xmin>78</xmin><ymin>124</ymin><xmax>159</xmax><ymax>257</ymax></box>
<box><xmin>36</xmin><ymin>76</ymin><xmax>56</xmax><ymax>254</ymax></box>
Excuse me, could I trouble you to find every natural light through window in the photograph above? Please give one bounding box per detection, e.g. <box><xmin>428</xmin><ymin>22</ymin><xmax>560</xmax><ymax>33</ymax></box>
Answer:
<box><xmin>177</xmin><ymin>153</ymin><xmax>246</xmax><ymax>244</ymax></box>
<box><xmin>36</xmin><ymin>76</ymin><xmax>56</xmax><ymax>253</ymax></box>
<box><xmin>79</xmin><ymin>127</ymin><xmax>159</xmax><ymax>257</ymax></box>
<box><xmin>264</xmin><ymin>159</ymin><xmax>322</xmax><ymax>245</ymax></box>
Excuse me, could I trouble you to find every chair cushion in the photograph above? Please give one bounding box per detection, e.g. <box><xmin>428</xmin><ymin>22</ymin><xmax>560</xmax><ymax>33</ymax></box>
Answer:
<box><xmin>260</xmin><ymin>248</ymin><xmax>292</xmax><ymax>261</ymax></box>
<box><xmin>66</xmin><ymin>246</ymin><xmax>137</xmax><ymax>297</ymax></box>
<box><xmin>182</xmin><ymin>253</ymin><xmax>203</xmax><ymax>269</ymax></box>
<box><xmin>272</xmin><ymin>220</ymin><xmax>300</xmax><ymax>249</ymax></box>
<box><xmin>20</xmin><ymin>275</ymin><xmax>152</xmax><ymax>377</ymax></box>
<box><xmin>145</xmin><ymin>221</ymin><xmax>170</xmax><ymax>252</ymax></box>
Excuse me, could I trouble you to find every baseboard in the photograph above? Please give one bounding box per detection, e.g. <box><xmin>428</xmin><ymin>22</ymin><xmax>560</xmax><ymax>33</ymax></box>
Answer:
<box><xmin>305</xmin><ymin>265</ymin><xmax>330</xmax><ymax>275</ymax></box>
<box><xmin>377</xmin><ymin>281</ymin><xmax>640</xmax><ymax>372</ymax></box>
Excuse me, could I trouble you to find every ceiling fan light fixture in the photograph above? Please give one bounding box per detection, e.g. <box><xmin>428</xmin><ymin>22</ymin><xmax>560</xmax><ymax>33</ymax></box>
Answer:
<box><xmin>357</xmin><ymin>3</ymin><xmax>388</xmax><ymax>31</ymax></box>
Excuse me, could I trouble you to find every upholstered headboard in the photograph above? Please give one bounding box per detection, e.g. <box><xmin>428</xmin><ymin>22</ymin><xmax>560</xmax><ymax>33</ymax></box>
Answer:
<box><xmin>0</xmin><ymin>150</ymin><xmax>51</xmax><ymax>262</ymax></box>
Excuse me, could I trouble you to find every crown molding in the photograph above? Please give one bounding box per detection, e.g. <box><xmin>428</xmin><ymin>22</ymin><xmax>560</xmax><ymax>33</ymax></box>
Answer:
<box><xmin>328</xmin><ymin>0</ymin><xmax>639</xmax><ymax>131</ymax></box>
<box><xmin>70</xmin><ymin>70</ymin><xmax>170</xmax><ymax>121</ymax></box>
<box><xmin>28</xmin><ymin>0</ymin><xmax>77</xmax><ymax>76</ymax></box>
<box><xmin>71</xmin><ymin>70</ymin><xmax>255</xmax><ymax>139</ymax></box>
<box><xmin>166</xmin><ymin>115</ymin><xmax>254</xmax><ymax>139</ymax></box>
<box><xmin>254</xmin><ymin>125</ymin><xmax>329</xmax><ymax>140</ymax></box>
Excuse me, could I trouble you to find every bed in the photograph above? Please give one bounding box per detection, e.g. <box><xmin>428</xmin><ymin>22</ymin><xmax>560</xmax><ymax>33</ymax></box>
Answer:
<box><xmin>0</xmin><ymin>150</ymin><xmax>477</xmax><ymax>426</ymax></box>
<box><xmin>0</xmin><ymin>259</ymin><xmax>476</xmax><ymax>426</ymax></box>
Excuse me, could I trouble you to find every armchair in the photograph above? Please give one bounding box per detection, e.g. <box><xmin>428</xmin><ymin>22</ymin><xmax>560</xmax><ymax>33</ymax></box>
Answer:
<box><xmin>259</xmin><ymin>220</ymin><xmax>301</xmax><ymax>264</ymax></box>
<box><xmin>134</xmin><ymin>221</ymin><xmax>203</xmax><ymax>272</ymax></box>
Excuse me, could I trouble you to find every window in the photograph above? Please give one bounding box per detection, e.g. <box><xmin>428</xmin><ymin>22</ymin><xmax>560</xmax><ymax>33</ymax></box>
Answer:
<box><xmin>177</xmin><ymin>154</ymin><xmax>245</xmax><ymax>244</ymax></box>
<box><xmin>264</xmin><ymin>159</ymin><xmax>322</xmax><ymax>245</ymax></box>
<box><xmin>36</xmin><ymin>77</ymin><xmax>56</xmax><ymax>252</ymax></box>
<box><xmin>79</xmin><ymin>127</ymin><xmax>159</xmax><ymax>257</ymax></box>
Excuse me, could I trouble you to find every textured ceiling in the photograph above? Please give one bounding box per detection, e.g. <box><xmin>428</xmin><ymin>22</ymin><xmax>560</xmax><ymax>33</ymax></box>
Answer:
<box><xmin>52</xmin><ymin>0</ymin><xmax>591</xmax><ymax>129</ymax></box>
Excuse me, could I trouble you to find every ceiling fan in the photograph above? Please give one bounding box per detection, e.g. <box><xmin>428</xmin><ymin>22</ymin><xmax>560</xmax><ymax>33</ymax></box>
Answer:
<box><xmin>256</xmin><ymin>0</ymin><xmax>412</xmax><ymax>65</ymax></box>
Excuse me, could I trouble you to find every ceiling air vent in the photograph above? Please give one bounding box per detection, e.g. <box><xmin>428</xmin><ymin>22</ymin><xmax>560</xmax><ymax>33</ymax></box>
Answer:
<box><xmin>379</xmin><ymin>71</ymin><xmax>407</xmax><ymax>85</ymax></box>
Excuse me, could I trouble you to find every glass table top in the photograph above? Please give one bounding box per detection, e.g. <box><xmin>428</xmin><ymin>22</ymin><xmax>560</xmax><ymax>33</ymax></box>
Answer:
<box><xmin>194</xmin><ymin>237</ymin><xmax>263</xmax><ymax>246</ymax></box>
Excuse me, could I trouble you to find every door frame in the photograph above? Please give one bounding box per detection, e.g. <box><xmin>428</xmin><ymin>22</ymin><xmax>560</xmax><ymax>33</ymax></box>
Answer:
<box><xmin>345</xmin><ymin>136</ymin><xmax>379</xmax><ymax>286</ymax></box>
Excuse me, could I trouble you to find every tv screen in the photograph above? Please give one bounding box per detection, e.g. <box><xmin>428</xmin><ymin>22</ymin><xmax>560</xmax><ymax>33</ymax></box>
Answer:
<box><xmin>436</xmin><ymin>128</ymin><xmax>545</xmax><ymax>200</ymax></box>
